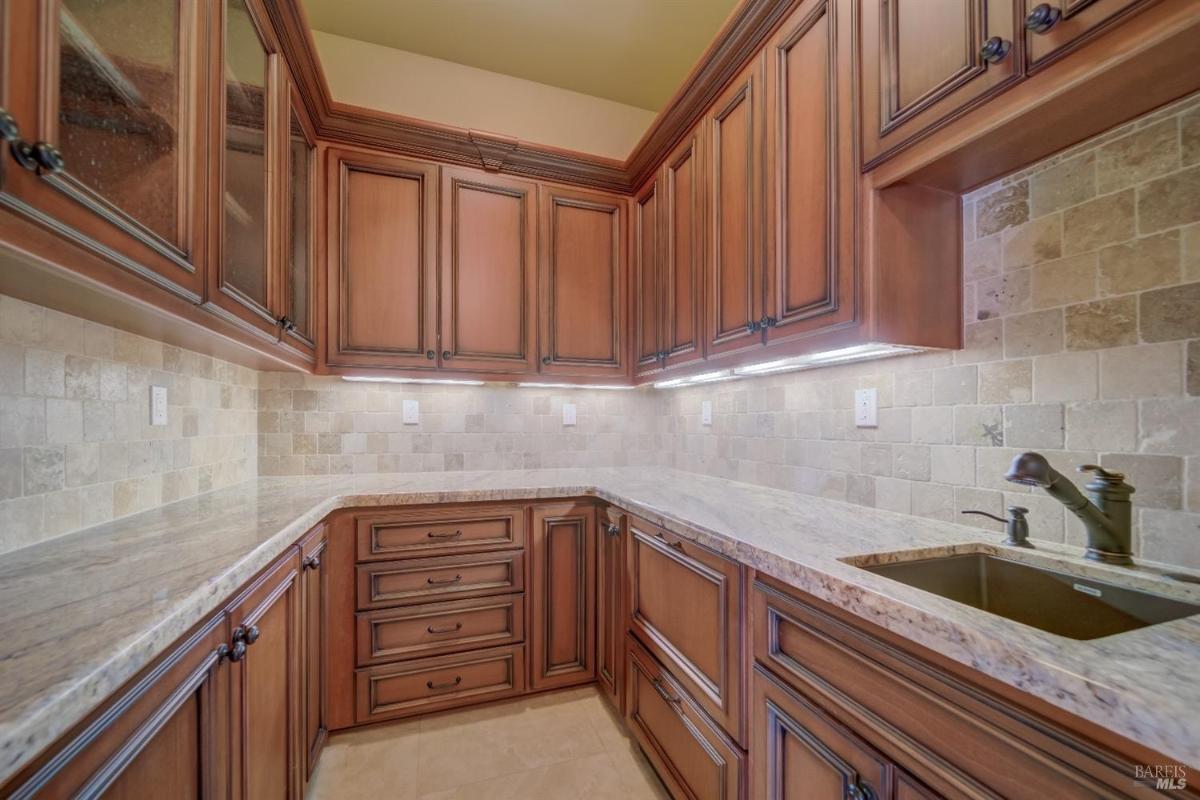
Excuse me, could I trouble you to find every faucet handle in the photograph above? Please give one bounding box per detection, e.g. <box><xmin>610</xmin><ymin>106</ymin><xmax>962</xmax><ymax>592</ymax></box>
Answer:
<box><xmin>1077</xmin><ymin>464</ymin><xmax>1125</xmax><ymax>482</ymax></box>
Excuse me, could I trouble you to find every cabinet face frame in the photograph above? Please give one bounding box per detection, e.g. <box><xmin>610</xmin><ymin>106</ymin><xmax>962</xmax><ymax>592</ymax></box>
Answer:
<box><xmin>662</xmin><ymin>128</ymin><xmax>706</xmax><ymax>369</ymax></box>
<box><xmin>0</xmin><ymin>0</ymin><xmax>210</xmax><ymax>300</ymax></box>
<box><xmin>438</xmin><ymin>167</ymin><xmax>539</xmax><ymax>374</ymax></box>
<box><xmin>633</xmin><ymin>174</ymin><xmax>664</xmax><ymax>376</ymax></box>
<box><xmin>299</xmin><ymin>524</ymin><xmax>328</xmax><ymax>783</ymax></box>
<box><xmin>280</xmin><ymin>75</ymin><xmax>318</xmax><ymax>359</ymax></box>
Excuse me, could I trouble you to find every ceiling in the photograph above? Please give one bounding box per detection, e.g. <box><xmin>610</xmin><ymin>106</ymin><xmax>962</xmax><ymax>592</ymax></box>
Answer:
<box><xmin>301</xmin><ymin>0</ymin><xmax>740</xmax><ymax>111</ymax></box>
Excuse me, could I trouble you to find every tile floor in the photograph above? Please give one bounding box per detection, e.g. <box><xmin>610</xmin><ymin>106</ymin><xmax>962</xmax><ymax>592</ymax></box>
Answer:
<box><xmin>307</xmin><ymin>686</ymin><xmax>670</xmax><ymax>799</ymax></box>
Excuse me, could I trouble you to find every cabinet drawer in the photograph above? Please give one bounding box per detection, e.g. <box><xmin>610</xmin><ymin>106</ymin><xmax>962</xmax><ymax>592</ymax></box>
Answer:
<box><xmin>625</xmin><ymin>636</ymin><xmax>744</xmax><ymax>800</ymax></box>
<box><xmin>355</xmin><ymin>645</ymin><xmax>526</xmax><ymax>723</ymax></box>
<box><xmin>356</xmin><ymin>505</ymin><xmax>525</xmax><ymax>561</ymax></box>
<box><xmin>356</xmin><ymin>551</ymin><xmax>525</xmax><ymax>610</ymax></box>
<box><xmin>627</xmin><ymin>516</ymin><xmax>745</xmax><ymax>744</ymax></box>
<box><xmin>356</xmin><ymin>594</ymin><xmax>525</xmax><ymax>665</ymax></box>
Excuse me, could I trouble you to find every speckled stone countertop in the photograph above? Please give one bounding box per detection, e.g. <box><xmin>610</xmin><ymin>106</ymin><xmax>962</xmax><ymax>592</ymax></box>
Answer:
<box><xmin>2</xmin><ymin>468</ymin><xmax>1198</xmax><ymax>784</ymax></box>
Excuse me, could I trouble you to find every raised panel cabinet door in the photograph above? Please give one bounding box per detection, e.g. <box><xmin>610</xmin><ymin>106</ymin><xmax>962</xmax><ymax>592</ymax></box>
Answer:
<box><xmin>860</xmin><ymin>0</ymin><xmax>1020</xmax><ymax>166</ymax></box>
<box><xmin>3</xmin><ymin>616</ymin><xmax>231</xmax><ymax>799</ymax></box>
<box><xmin>663</xmin><ymin>127</ymin><xmax>705</xmax><ymax>369</ymax></box>
<box><xmin>439</xmin><ymin>167</ymin><xmax>538</xmax><ymax>374</ymax></box>
<box><xmin>0</xmin><ymin>0</ymin><xmax>209</xmax><ymax>298</ymax></box>
<box><xmin>752</xmin><ymin>665</ymin><xmax>892</xmax><ymax>800</ymax></box>
<box><xmin>765</xmin><ymin>0</ymin><xmax>857</xmax><ymax>342</ymax></box>
<box><xmin>596</xmin><ymin>505</ymin><xmax>625</xmax><ymax>710</ymax></box>
<box><xmin>227</xmin><ymin>548</ymin><xmax>303</xmax><ymax>800</ymax></box>
<box><xmin>325</xmin><ymin>147</ymin><xmax>438</xmax><ymax>370</ymax></box>
<box><xmin>530</xmin><ymin>502</ymin><xmax>596</xmax><ymax>689</ymax></box>
<box><xmin>298</xmin><ymin>524</ymin><xmax>328</xmax><ymax>784</ymax></box>
<box><xmin>1023</xmin><ymin>0</ymin><xmax>1155</xmax><ymax>67</ymax></box>
<box><xmin>633</xmin><ymin>175</ymin><xmax>664</xmax><ymax>377</ymax></box>
<box><xmin>707</xmin><ymin>52</ymin><xmax>766</xmax><ymax>358</ymax></box>
<box><xmin>538</xmin><ymin>186</ymin><xmax>628</xmax><ymax>377</ymax></box>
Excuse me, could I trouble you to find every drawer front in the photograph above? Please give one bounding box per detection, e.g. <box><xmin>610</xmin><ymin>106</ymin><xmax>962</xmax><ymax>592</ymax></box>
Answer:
<box><xmin>357</xmin><ymin>551</ymin><xmax>525</xmax><ymax>610</ymax></box>
<box><xmin>627</xmin><ymin>516</ymin><xmax>745</xmax><ymax>743</ymax></box>
<box><xmin>625</xmin><ymin>636</ymin><xmax>744</xmax><ymax>800</ymax></box>
<box><xmin>356</xmin><ymin>594</ymin><xmax>525</xmax><ymax>665</ymax></box>
<box><xmin>356</xmin><ymin>505</ymin><xmax>525</xmax><ymax>561</ymax></box>
<box><xmin>752</xmin><ymin>578</ymin><xmax>1158</xmax><ymax>799</ymax></box>
<box><xmin>355</xmin><ymin>645</ymin><xmax>526</xmax><ymax>723</ymax></box>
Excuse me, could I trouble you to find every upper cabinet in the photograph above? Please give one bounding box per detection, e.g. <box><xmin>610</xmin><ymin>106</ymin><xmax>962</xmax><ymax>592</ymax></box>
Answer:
<box><xmin>0</xmin><ymin>0</ymin><xmax>210</xmax><ymax>298</ymax></box>
<box><xmin>439</xmin><ymin>167</ymin><xmax>538</xmax><ymax>375</ymax></box>
<box><xmin>661</xmin><ymin>128</ymin><xmax>705</xmax><ymax>370</ymax></box>
<box><xmin>1022</xmin><ymin>0</ymin><xmax>1154</xmax><ymax>67</ymax></box>
<box><xmin>538</xmin><ymin>185</ymin><xmax>628</xmax><ymax>378</ymax></box>
<box><xmin>282</xmin><ymin>81</ymin><xmax>317</xmax><ymax>357</ymax></box>
<box><xmin>632</xmin><ymin>174</ymin><xmax>663</xmax><ymax>377</ymax></box>
<box><xmin>860</xmin><ymin>0</ymin><xmax>1020</xmax><ymax>166</ymax></box>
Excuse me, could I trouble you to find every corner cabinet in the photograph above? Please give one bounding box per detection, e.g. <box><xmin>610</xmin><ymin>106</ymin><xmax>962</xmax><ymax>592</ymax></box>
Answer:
<box><xmin>299</xmin><ymin>523</ymin><xmax>329</xmax><ymax>784</ymax></box>
<box><xmin>529</xmin><ymin>502</ymin><xmax>596</xmax><ymax>689</ymax></box>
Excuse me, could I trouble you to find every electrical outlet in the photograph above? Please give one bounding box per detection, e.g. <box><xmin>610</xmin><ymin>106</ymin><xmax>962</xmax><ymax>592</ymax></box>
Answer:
<box><xmin>150</xmin><ymin>385</ymin><xmax>168</xmax><ymax>427</ymax></box>
<box><xmin>701</xmin><ymin>400</ymin><xmax>713</xmax><ymax>426</ymax></box>
<box><xmin>562</xmin><ymin>403</ymin><xmax>577</xmax><ymax>426</ymax></box>
<box><xmin>854</xmin><ymin>388</ymin><xmax>878</xmax><ymax>428</ymax></box>
<box><xmin>402</xmin><ymin>399</ymin><xmax>420</xmax><ymax>425</ymax></box>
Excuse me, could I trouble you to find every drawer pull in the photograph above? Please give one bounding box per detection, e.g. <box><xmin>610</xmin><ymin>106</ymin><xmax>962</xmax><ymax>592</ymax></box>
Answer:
<box><xmin>426</xmin><ymin>574</ymin><xmax>463</xmax><ymax>585</ymax></box>
<box><xmin>654</xmin><ymin>532</ymin><xmax>685</xmax><ymax>551</ymax></box>
<box><xmin>426</xmin><ymin>676</ymin><xmax>463</xmax><ymax>692</ymax></box>
<box><xmin>652</xmin><ymin>677</ymin><xmax>683</xmax><ymax>706</ymax></box>
<box><xmin>427</xmin><ymin>529</ymin><xmax>463</xmax><ymax>540</ymax></box>
<box><xmin>427</xmin><ymin>622</ymin><xmax>463</xmax><ymax>635</ymax></box>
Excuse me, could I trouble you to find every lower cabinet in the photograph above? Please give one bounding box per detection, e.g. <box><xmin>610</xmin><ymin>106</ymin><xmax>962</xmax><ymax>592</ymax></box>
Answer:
<box><xmin>530</xmin><ymin>502</ymin><xmax>596</xmax><ymax>690</ymax></box>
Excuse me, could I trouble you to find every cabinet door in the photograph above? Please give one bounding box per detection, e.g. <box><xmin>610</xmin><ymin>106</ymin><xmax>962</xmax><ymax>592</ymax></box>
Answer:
<box><xmin>299</xmin><ymin>524</ymin><xmax>328</xmax><ymax>784</ymax></box>
<box><xmin>208</xmin><ymin>0</ymin><xmax>284</xmax><ymax>338</ymax></box>
<box><xmin>1023</xmin><ymin>0</ymin><xmax>1154</xmax><ymax>67</ymax></box>
<box><xmin>0</xmin><ymin>0</ymin><xmax>209</xmax><ymax>299</ymax></box>
<box><xmin>3</xmin><ymin>616</ymin><xmax>231</xmax><ymax>798</ymax></box>
<box><xmin>860</xmin><ymin>0</ymin><xmax>1020</xmax><ymax>165</ymax></box>
<box><xmin>663</xmin><ymin>128</ymin><xmax>705</xmax><ymax>369</ymax></box>
<box><xmin>227</xmin><ymin>548</ymin><xmax>303</xmax><ymax>800</ymax></box>
<box><xmin>596</xmin><ymin>505</ymin><xmax>625</xmax><ymax>710</ymax></box>
<box><xmin>765</xmin><ymin>0</ymin><xmax>857</xmax><ymax>342</ymax></box>
<box><xmin>281</xmin><ymin>80</ymin><xmax>317</xmax><ymax>359</ymax></box>
<box><xmin>439</xmin><ymin>166</ymin><xmax>538</xmax><ymax>374</ymax></box>
<box><xmin>707</xmin><ymin>53</ymin><xmax>766</xmax><ymax>358</ymax></box>
<box><xmin>538</xmin><ymin>186</ymin><xmax>627</xmax><ymax>377</ymax></box>
<box><xmin>752</xmin><ymin>665</ymin><xmax>892</xmax><ymax>800</ymax></box>
<box><xmin>530</xmin><ymin>502</ymin><xmax>596</xmax><ymax>690</ymax></box>
<box><xmin>325</xmin><ymin>147</ymin><xmax>438</xmax><ymax>370</ymax></box>
<box><xmin>633</xmin><ymin>175</ymin><xmax>664</xmax><ymax>377</ymax></box>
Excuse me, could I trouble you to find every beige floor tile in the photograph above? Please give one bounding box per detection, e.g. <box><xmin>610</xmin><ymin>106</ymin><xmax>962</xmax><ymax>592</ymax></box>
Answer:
<box><xmin>416</xmin><ymin>752</ymin><xmax>636</xmax><ymax>800</ymax></box>
<box><xmin>308</xmin><ymin>719</ymin><xmax>421</xmax><ymax>800</ymax></box>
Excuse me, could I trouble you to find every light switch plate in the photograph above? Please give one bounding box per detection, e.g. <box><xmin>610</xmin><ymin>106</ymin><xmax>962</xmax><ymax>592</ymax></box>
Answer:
<box><xmin>402</xmin><ymin>399</ymin><xmax>420</xmax><ymax>425</ymax></box>
<box><xmin>562</xmin><ymin>403</ymin><xmax>577</xmax><ymax>426</ymax></box>
<box><xmin>854</xmin><ymin>388</ymin><xmax>878</xmax><ymax>428</ymax></box>
<box><xmin>701</xmin><ymin>400</ymin><xmax>713</xmax><ymax>426</ymax></box>
<box><xmin>149</xmin><ymin>385</ymin><xmax>168</xmax><ymax>427</ymax></box>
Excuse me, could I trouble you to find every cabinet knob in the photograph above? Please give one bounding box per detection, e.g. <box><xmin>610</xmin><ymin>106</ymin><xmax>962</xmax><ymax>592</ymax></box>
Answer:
<box><xmin>232</xmin><ymin>623</ymin><xmax>260</xmax><ymax>647</ymax></box>
<box><xmin>744</xmin><ymin>320</ymin><xmax>760</xmax><ymax>334</ymax></box>
<box><xmin>542</xmin><ymin>356</ymin><xmax>552</xmax><ymax>365</ymax></box>
<box><xmin>0</xmin><ymin>108</ymin><xmax>20</xmax><ymax>142</ymax></box>
<box><xmin>846</xmin><ymin>782</ymin><xmax>876</xmax><ymax>800</ymax></box>
<box><xmin>426</xmin><ymin>350</ymin><xmax>436</xmax><ymax>360</ymax></box>
<box><xmin>1025</xmin><ymin>3</ymin><xmax>1062</xmax><ymax>33</ymax></box>
<box><xmin>10</xmin><ymin>139</ymin><xmax>38</xmax><ymax>172</ymax></box>
<box><xmin>228</xmin><ymin>640</ymin><xmax>247</xmax><ymax>662</ymax></box>
<box><xmin>32</xmin><ymin>142</ymin><xmax>64</xmax><ymax>174</ymax></box>
<box><xmin>441</xmin><ymin>350</ymin><xmax>452</xmax><ymax>360</ymax></box>
<box><xmin>303</xmin><ymin>553</ymin><xmax>321</xmax><ymax>570</ymax></box>
<box><xmin>605</xmin><ymin>522</ymin><xmax>620</xmax><ymax>537</ymax></box>
<box><xmin>277</xmin><ymin>316</ymin><xmax>296</xmax><ymax>333</ymax></box>
<box><xmin>979</xmin><ymin>36</ymin><xmax>1012</xmax><ymax>63</ymax></box>
<box><xmin>760</xmin><ymin>315</ymin><xmax>778</xmax><ymax>329</ymax></box>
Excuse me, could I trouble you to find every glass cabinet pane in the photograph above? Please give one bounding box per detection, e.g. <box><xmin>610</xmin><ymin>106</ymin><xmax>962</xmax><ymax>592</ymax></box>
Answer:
<box><xmin>286</xmin><ymin>107</ymin><xmax>313</xmax><ymax>340</ymax></box>
<box><xmin>57</xmin><ymin>0</ymin><xmax>185</xmax><ymax>247</ymax></box>
<box><xmin>223</xmin><ymin>0</ymin><xmax>269</xmax><ymax>309</ymax></box>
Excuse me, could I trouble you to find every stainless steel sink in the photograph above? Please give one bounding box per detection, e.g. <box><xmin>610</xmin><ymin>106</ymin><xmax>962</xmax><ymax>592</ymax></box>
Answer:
<box><xmin>860</xmin><ymin>553</ymin><xmax>1200</xmax><ymax>640</ymax></box>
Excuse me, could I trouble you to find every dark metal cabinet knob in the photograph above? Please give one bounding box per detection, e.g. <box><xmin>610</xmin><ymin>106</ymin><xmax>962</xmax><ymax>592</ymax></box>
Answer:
<box><xmin>426</xmin><ymin>350</ymin><xmax>436</xmax><ymax>360</ymax></box>
<box><xmin>980</xmin><ymin>36</ymin><xmax>1012</xmax><ymax>63</ymax></box>
<box><xmin>846</xmin><ymin>782</ymin><xmax>876</xmax><ymax>800</ymax></box>
<box><xmin>541</xmin><ymin>356</ymin><xmax>552</xmax><ymax>365</ymax></box>
<box><xmin>277</xmin><ymin>316</ymin><xmax>296</xmax><ymax>333</ymax></box>
<box><xmin>243</xmin><ymin>624</ymin><xmax>260</xmax><ymax>645</ymax></box>
<box><xmin>10</xmin><ymin>140</ymin><xmax>38</xmax><ymax>172</ymax></box>
<box><xmin>228</xmin><ymin>640</ymin><xmax>247</xmax><ymax>662</ymax></box>
<box><xmin>232</xmin><ymin>624</ymin><xmax>260</xmax><ymax>651</ymax></box>
<box><xmin>0</xmin><ymin>109</ymin><xmax>19</xmax><ymax>142</ymax></box>
<box><xmin>441</xmin><ymin>350</ymin><xmax>452</xmax><ymax>360</ymax></box>
<box><xmin>744</xmin><ymin>320</ymin><xmax>760</xmax><ymax>334</ymax></box>
<box><xmin>32</xmin><ymin>142</ymin><xmax>64</xmax><ymax>173</ymax></box>
<box><xmin>605</xmin><ymin>523</ymin><xmax>620</xmax><ymax>537</ymax></box>
<box><xmin>1025</xmin><ymin>3</ymin><xmax>1062</xmax><ymax>33</ymax></box>
<box><xmin>303</xmin><ymin>553</ymin><xmax>321</xmax><ymax>570</ymax></box>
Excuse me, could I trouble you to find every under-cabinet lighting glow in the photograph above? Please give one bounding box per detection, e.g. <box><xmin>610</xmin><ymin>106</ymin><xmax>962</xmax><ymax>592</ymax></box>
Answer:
<box><xmin>734</xmin><ymin>358</ymin><xmax>814</xmax><ymax>376</ymax></box>
<box><xmin>341</xmin><ymin>376</ymin><xmax>486</xmax><ymax>386</ymax></box>
<box><xmin>654</xmin><ymin>370</ymin><xmax>735</xmax><ymax>389</ymax></box>
<box><xmin>516</xmin><ymin>382</ymin><xmax>634</xmax><ymax>390</ymax></box>
<box><xmin>801</xmin><ymin>343</ymin><xmax>921</xmax><ymax>364</ymax></box>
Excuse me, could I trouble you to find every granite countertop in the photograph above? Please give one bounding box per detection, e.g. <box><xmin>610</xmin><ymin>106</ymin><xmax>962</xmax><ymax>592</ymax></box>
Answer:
<box><xmin>2</xmin><ymin>468</ymin><xmax>1198</xmax><ymax>784</ymax></box>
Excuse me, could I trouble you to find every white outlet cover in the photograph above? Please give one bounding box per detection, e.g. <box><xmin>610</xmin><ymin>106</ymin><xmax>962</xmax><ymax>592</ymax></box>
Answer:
<box><xmin>402</xmin><ymin>399</ymin><xmax>420</xmax><ymax>425</ymax></box>
<box><xmin>701</xmin><ymin>400</ymin><xmax>713</xmax><ymax>426</ymax></box>
<box><xmin>562</xmin><ymin>403</ymin><xmax>577</xmax><ymax>426</ymax></box>
<box><xmin>149</xmin><ymin>385</ymin><xmax>168</xmax><ymax>427</ymax></box>
<box><xmin>854</xmin><ymin>388</ymin><xmax>878</xmax><ymax>428</ymax></box>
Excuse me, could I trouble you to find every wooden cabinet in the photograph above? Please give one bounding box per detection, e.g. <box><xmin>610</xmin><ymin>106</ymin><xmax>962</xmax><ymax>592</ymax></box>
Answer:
<box><xmin>860</xmin><ymin>0</ymin><xmax>1021</xmax><ymax>165</ymax></box>
<box><xmin>530</xmin><ymin>502</ymin><xmax>596</xmax><ymax>689</ymax></box>
<box><xmin>633</xmin><ymin>175</ymin><xmax>664</xmax><ymax>376</ymax></box>
<box><xmin>356</xmin><ymin>550</ymin><xmax>525</xmax><ymax>609</ymax></box>
<box><xmin>439</xmin><ymin>167</ymin><xmax>538</xmax><ymax>374</ymax></box>
<box><xmin>299</xmin><ymin>524</ymin><xmax>328</xmax><ymax>783</ymax></box>
<box><xmin>538</xmin><ymin>186</ymin><xmax>628</xmax><ymax>378</ymax></box>
<box><xmin>324</xmin><ymin>147</ymin><xmax>438</xmax><ymax>371</ymax></box>
<box><xmin>706</xmin><ymin>52</ymin><xmax>766</xmax><ymax>358</ymax></box>
<box><xmin>281</xmin><ymin>81</ymin><xmax>318</xmax><ymax>359</ymax></box>
<box><xmin>226</xmin><ymin>548</ymin><xmax>303</xmax><ymax>800</ymax></box>
<box><xmin>626</xmin><ymin>635</ymin><xmax>745</xmax><ymax>800</ymax></box>
<box><xmin>1024</xmin><ymin>0</ymin><xmax>1155</xmax><ymax>67</ymax></box>
<box><xmin>597</xmin><ymin>505</ymin><xmax>626</xmax><ymax>710</ymax></box>
<box><xmin>355</xmin><ymin>505</ymin><xmax>526</xmax><ymax>561</ymax></box>
<box><xmin>764</xmin><ymin>0</ymin><xmax>857</xmax><ymax>343</ymax></box>
<box><xmin>627</xmin><ymin>515</ymin><xmax>746</xmax><ymax>744</ymax></box>
<box><xmin>661</xmin><ymin>128</ymin><xmax>705</xmax><ymax>369</ymax></box>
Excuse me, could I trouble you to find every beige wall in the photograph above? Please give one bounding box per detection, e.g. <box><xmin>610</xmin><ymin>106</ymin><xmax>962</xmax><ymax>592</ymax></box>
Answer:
<box><xmin>312</xmin><ymin>31</ymin><xmax>656</xmax><ymax>160</ymax></box>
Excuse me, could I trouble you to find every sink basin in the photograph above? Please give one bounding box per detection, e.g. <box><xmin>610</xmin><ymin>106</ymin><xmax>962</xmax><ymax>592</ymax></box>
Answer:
<box><xmin>859</xmin><ymin>553</ymin><xmax>1200</xmax><ymax>640</ymax></box>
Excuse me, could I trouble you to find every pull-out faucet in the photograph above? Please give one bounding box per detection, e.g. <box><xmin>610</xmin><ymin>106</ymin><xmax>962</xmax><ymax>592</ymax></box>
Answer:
<box><xmin>1003</xmin><ymin>452</ymin><xmax>1135</xmax><ymax>565</ymax></box>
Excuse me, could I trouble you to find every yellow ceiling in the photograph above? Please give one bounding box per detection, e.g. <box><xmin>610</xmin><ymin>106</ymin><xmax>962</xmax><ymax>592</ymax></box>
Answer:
<box><xmin>300</xmin><ymin>0</ymin><xmax>740</xmax><ymax>112</ymax></box>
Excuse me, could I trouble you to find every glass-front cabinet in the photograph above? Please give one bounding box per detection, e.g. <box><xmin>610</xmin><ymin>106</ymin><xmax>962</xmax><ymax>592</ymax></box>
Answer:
<box><xmin>281</xmin><ymin>81</ymin><xmax>316</xmax><ymax>355</ymax></box>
